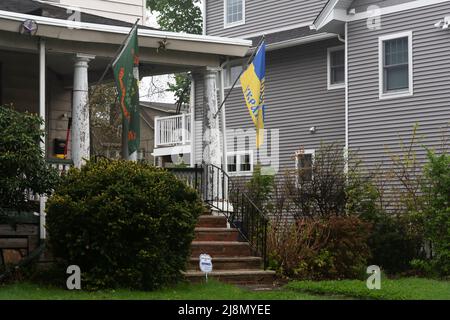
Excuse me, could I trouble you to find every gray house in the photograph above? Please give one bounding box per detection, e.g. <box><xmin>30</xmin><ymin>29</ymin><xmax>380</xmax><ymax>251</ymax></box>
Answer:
<box><xmin>190</xmin><ymin>0</ymin><xmax>449</xmax><ymax>182</ymax></box>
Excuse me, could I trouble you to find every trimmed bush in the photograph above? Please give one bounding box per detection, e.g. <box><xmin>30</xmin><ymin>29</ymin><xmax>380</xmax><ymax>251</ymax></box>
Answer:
<box><xmin>46</xmin><ymin>159</ymin><xmax>202</xmax><ymax>290</ymax></box>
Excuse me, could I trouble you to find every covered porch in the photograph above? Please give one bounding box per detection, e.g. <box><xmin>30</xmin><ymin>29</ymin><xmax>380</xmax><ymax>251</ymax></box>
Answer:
<box><xmin>0</xmin><ymin>9</ymin><xmax>251</xmax><ymax>241</ymax></box>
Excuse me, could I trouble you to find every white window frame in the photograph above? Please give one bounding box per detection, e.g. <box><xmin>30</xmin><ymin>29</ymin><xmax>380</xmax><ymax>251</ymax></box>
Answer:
<box><xmin>223</xmin><ymin>59</ymin><xmax>244</xmax><ymax>89</ymax></box>
<box><xmin>224</xmin><ymin>0</ymin><xmax>246</xmax><ymax>29</ymax></box>
<box><xmin>227</xmin><ymin>150</ymin><xmax>253</xmax><ymax>176</ymax></box>
<box><xmin>295</xmin><ymin>149</ymin><xmax>315</xmax><ymax>182</ymax></box>
<box><xmin>327</xmin><ymin>46</ymin><xmax>346</xmax><ymax>90</ymax></box>
<box><xmin>379</xmin><ymin>31</ymin><xmax>413</xmax><ymax>100</ymax></box>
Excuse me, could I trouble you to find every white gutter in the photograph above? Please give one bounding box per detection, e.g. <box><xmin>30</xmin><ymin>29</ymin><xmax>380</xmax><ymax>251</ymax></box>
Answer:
<box><xmin>0</xmin><ymin>9</ymin><xmax>250</xmax><ymax>47</ymax></box>
<box><xmin>245</xmin><ymin>33</ymin><xmax>338</xmax><ymax>54</ymax></box>
<box><xmin>266</xmin><ymin>33</ymin><xmax>337</xmax><ymax>52</ymax></box>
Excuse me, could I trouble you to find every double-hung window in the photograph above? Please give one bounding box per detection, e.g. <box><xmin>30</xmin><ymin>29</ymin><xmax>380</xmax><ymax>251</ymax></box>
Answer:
<box><xmin>227</xmin><ymin>150</ymin><xmax>253</xmax><ymax>175</ymax></box>
<box><xmin>295</xmin><ymin>149</ymin><xmax>315</xmax><ymax>182</ymax></box>
<box><xmin>379</xmin><ymin>31</ymin><xmax>413</xmax><ymax>99</ymax></box>
<box><xmin>327</xmin><ymin>46</ymin><xmax>345</xmax><ymax>89</ymax></box>
<box><xmin>225</xmin><ymin>0</ymin><xmax>245</xmax><ymax>28</ymax></box>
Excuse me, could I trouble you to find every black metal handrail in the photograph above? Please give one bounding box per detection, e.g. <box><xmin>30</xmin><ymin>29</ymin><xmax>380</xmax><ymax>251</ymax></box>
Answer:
<box><xmin>168</xmin><ymin>164</ymin><xmax>269</xmax><ymax>269</ymax></box>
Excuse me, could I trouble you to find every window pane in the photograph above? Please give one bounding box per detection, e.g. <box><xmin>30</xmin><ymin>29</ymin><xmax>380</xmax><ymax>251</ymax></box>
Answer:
<box><xmin>298</xmin><ymin>154</ymin><xmax>313</xmax><ymax>181</ymax></box>
<box><xmin>227</xmin><ymin>155</ymin><xmax>237</xmax><ymax>172</ymax></box>
<box><xmin>227</xmin><ymin>0</ymin><xmax>243</xmax><ymax>24</ymax></box>
<box><xmin>331</xmin><ymin>50</ymin><xmax>344</xmax><ymax>67</ymax></box>
<box><xmin>330</xmin><ymin>49</ymin><xmax>345</xmax><ymax>85</ymax></box>
<box><xmin>385</xmin><ymin>65</ymin><xmax>409</xmax><ymax>91</ymax></box>
<box><xmin>331</xmin><ymin>66</ymin><xmax>345</xmax><ymax>84</ymax></box>
<box><xmin>384</xmin><ymin>37</ymin><xmax>408</xmax><ymax>66</ymax></box>
<box><xmin>240</xmin><ymin>154</ymin><xmax>251</xmax><ymax>172</ymax></box>
<box><xmin>229</xmin><ymin>64</ymin><xmax>243</xmax><ymax>86</ymax></box>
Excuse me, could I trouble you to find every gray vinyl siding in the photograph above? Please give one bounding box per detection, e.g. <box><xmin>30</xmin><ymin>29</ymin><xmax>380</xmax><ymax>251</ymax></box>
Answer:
<box><xmin>225</xmin><ymin>38</ymin><xmax>345</xmax><ymax>173</ymax></box>
<box><xmin>347</xmin><ymin>1</ymin><xmax>450</xmax><ymax>172</ymax></box>
<box><xmin>206</xmin><ymin>0</ymin><xmax>328</xmax><ymax>38</ymax></box>
<box><xmin>193</xmin><ymin>73</ymin><xmax>205</xmax><ymax>165</ymax></box>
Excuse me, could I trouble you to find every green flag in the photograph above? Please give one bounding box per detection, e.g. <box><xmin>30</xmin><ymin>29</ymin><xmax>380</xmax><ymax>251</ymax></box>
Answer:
<box><xmin>112</xmin><ymin>24</ymin><xmax>140</xmax><ymax>156</ymax></box>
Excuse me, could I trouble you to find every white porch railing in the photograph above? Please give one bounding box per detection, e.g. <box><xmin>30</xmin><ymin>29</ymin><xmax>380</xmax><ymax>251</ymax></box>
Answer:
<box><xmin>25</xmin><ymin>159</ymin><xmax>73</xmax><ymax>202</ymax></box>
<box><xmin>155</xmin><ymin>113</ymin><xmax>191</xmax><ymax>148</ymax></box>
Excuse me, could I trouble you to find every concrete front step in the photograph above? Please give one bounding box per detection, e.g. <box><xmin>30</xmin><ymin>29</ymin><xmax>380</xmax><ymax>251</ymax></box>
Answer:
<box><xmin>191</xmin><ymin>241</ymin><xmax>252</xmax><ymax>257</ymax></box>
<box><xmin>188</xmin><ymin>256</ymin><xmax>262</xmax><ymax>271</ymax></box>
<box><xmin>197</xmin><ymin>215</ymin><xmax>228</xmax><ymax>228</ymax></box>
<box><xmin>183</xmin><ymin>269</ymin><xmax>276</xmax><ymax>285</ymax></box>
<box><xmin>194</xmin><ymin>227</ymin><xmax>239</xmax><ymax>242</ymax></box>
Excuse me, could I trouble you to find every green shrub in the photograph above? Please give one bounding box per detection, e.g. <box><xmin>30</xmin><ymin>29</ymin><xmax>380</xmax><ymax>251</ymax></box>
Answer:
<box><xmin>46</xmin><ymin>159</ymin><xmax>202</xmax><ymax>290</ymax></box>
<box><xmin>244</xmin><ymin>164</ymin><xmax>274</xmax><ymax>213</ymax></box>
<box><xmin>364</xmin><ymin>213</ymin><xmax>424</xmax><ymax>274</ymax></box>
<box><xmin>420</xmin><ymin>150</ymin><xmax>450</xmax><ymax>277</ymax></box>
<box><xmin>0</xmin><ymin>105</ymin><xmax>59</xmax><ymax>213</ymax></box>
<box><xmin>268</xmin><ymin>215</ymin><xmax>371</xmax><ymax>280</ymax></box>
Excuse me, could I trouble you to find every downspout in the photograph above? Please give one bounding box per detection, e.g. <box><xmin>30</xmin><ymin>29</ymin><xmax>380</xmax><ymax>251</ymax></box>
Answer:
<box><xmin>344</xmin><ymin>22</ymin><xmax>349</xmax><ymax>174</ymax></box>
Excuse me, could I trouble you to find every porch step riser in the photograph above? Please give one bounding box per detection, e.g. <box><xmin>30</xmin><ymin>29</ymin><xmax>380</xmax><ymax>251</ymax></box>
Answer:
<box><xmin>191</xmin><ymin>243</ymin><xmax>251</xmax><ymax>257</ymax></box>
<box><xmin>194</xmin><ymin>231</ymin><xmax>239</xmax><ymax>242</ymax></box>
<box><xmin>197</xmin><ymin>216</ymin><xmax>228</xmax><ymax>228</ymax></box>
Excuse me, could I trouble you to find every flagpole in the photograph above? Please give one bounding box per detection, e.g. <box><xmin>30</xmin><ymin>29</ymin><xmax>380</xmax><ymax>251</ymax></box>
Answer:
<box><xmin>87</xmin><ymin>19</ymin><xmax>140</xmax><ymax>160</ymax></box>
<box><xmin>95</xmin><ymin>19</ymin><xmax>140</xmax><ymax>88</ymax></box>
<box><xmin>118</xmin><ymin>20</ymin><xmax>140</xmax><ymax>162</ymax></box>
<box><xmin>213</xmin><ymin>35</ymin><xmax>265</xmax><ymax>119</ymax></box>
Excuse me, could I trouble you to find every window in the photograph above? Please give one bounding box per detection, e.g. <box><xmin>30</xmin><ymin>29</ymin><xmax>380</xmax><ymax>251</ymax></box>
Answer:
<box><xmin>227</xmin><ymin>150</ymin><xmax>253</xmax><ymax>175</ymax></box>
<box><xmin>224</xmin><ymin>0</ymin><xmax>245</xmax><ymax>28</ymax></box>
<box><xmin>295</xmin><ymin>149</ymin><xmax>315</xmax><ymax>181</ymax></box>
<box><xmin>379</xmin><ymin>31</ymin><xmax>413</xmax><ymax>99</ymax></box>
<box><xmin>223</xmin><ymin>60</ymin><xmax>244</xmax><ymax>88</ymax></box>
<box><xmin>327</xmin><ymin>46</ymin><xmax>345</xmax><ymax>89</ymax></box>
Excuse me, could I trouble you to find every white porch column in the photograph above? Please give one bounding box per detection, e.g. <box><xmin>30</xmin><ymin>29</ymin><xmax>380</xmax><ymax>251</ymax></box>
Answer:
<box><xmin>72</xmin><ymin>54</ymin><xmax>95</xmax><ymax>168</ymax></box>
<box><xmin>203</xmin><ymin>68</ymin><xmax>222</xmax><ymax>201</ymax></box>
<box><xmin>202</xmin><ymin>67</ymin><xmax>222</xmax><ymax>167</ymax></box>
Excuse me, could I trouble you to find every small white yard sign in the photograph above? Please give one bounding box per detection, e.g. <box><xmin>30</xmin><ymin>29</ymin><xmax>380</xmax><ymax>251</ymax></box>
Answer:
<box><xmin>199</xmin><ymin>254</ymin><xmax>213</xmax><ymax>282</ymax></box>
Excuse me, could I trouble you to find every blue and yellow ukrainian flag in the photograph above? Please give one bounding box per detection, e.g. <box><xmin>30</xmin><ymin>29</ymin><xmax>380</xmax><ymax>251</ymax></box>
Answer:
<box><xmin>240</xmin><ymin>41</ymin><xmax>266</xmax><ymax>148</ymax></box>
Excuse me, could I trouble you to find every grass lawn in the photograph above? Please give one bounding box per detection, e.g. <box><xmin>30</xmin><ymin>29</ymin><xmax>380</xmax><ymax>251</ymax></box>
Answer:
<box><xmin>0</xmin><ymin>280</ymin><xmax>340</xmax><ymax>300</ymax></box>
<box><xmin>286</xmin><ymin>277</ymin><xmax>450</xmax><ymax>300</ymax></box>
<box><xmin>1</xmin><ymin>278</ymin><xmax>447</xmax><ymax>300</ymax></box>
